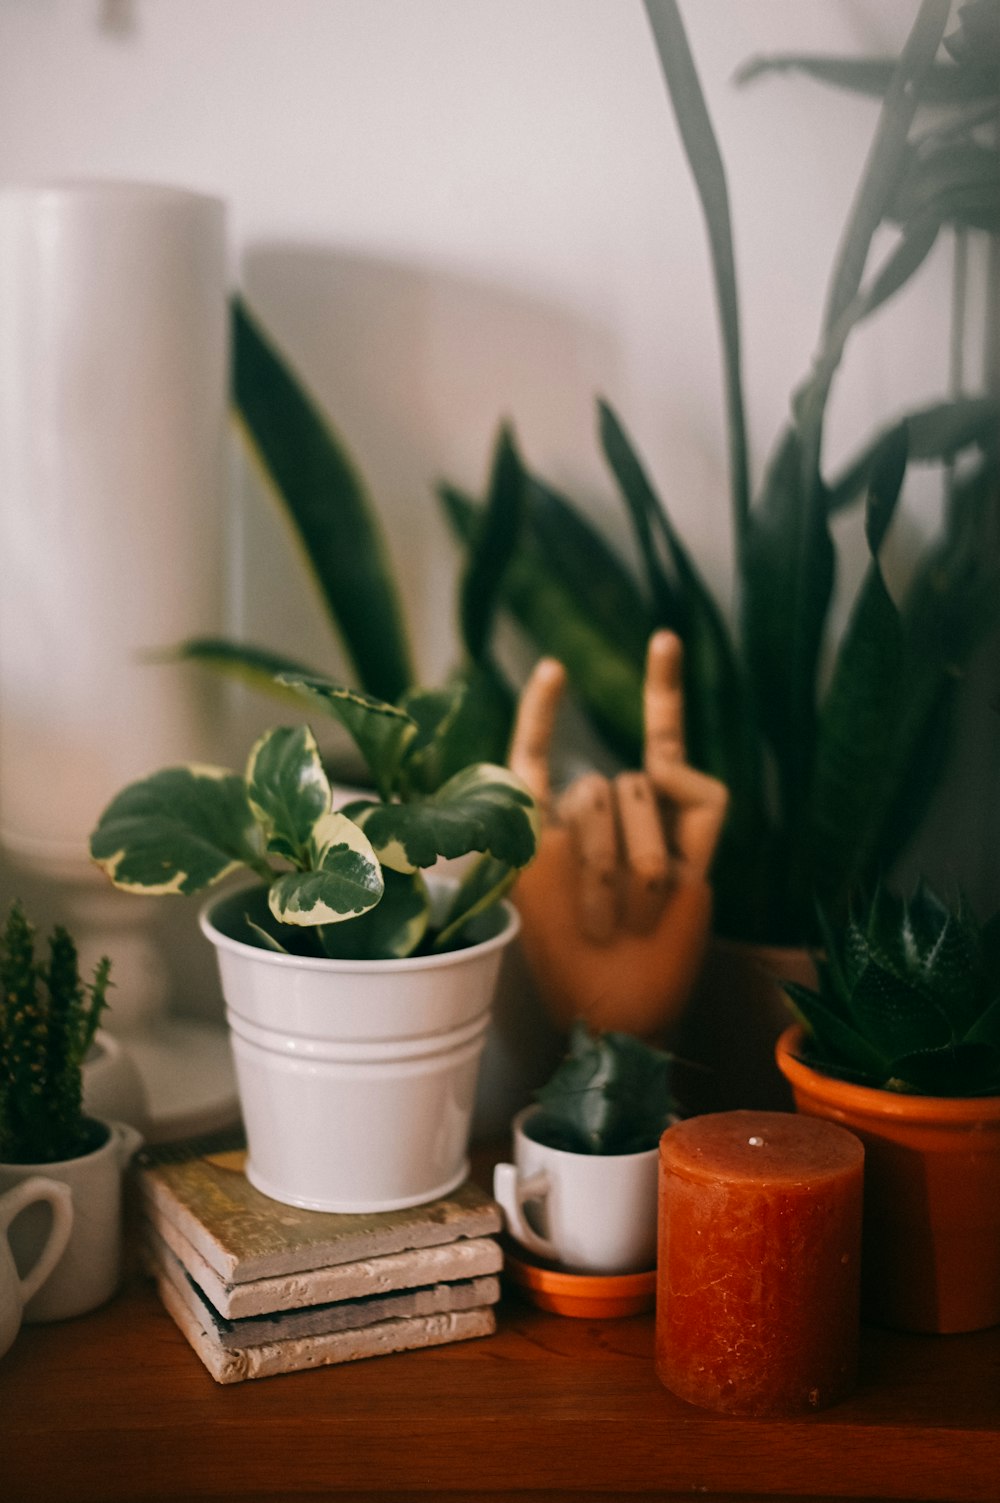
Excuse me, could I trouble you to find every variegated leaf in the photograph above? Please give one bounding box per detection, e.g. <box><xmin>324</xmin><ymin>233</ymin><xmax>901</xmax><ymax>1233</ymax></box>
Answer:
<box><xmin>246</xmin><ymin>725</ymin><xmax>331</xmax><ymax>864</ymax></box>
<box><xmin>276</xmin><ymin>673</ymin><xmax>416</xmax><ymax>800</ymax></box>
<box><xmin>90</xmin><ymin>766</ymin><xmax>264</xmax><ymax>895</ymax></box>
<box><xmin>268</xmin><ymin>815</ymin><xmax>383</xmax><ymax>926</ymax></box>
<box><xmin>318</xmin><ymin>869</ymin><xmax>430</xmax><ymax>960</ymax></box>
<box><xmin>354</xmin><ymin>763</ymin><xmax>538</xmax><ymax>873</ymax></box>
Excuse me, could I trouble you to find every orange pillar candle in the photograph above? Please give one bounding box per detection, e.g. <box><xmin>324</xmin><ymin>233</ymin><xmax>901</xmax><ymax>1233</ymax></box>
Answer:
<box><xmin>657</xmin><ymin>1110</ymin><xmax>864</xmax><ymax>1417</ymax></box>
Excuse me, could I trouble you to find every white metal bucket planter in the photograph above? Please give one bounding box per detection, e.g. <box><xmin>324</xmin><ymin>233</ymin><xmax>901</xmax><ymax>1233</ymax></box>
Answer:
<box><xmin>201</xmin><ymin>883</ymin><xmax>520</xmax><ymax>1213</ymax></box>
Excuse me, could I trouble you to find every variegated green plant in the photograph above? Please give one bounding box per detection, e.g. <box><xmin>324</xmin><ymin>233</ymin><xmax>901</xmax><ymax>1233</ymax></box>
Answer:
<box><xmin>90</xmin><ymin>682</ymin><xmax>538</xmax><ymax>962</ymax></box>
<box><xmin>784</xmin><ymin>880</ymin><xmax>1000</xmax><ymax>1097</ymax></box>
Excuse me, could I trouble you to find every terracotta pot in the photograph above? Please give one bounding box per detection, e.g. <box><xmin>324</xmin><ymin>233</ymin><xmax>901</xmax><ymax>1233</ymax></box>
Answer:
<box><xmin>672</xmin><ymin>939</ymin><xmax>816</xmax><ymax>1115</ymax></box>
<box><xmin>776</xmin><ymin>1025</ymin><xmax>1000</xmax><ymax>1335</ymax></box>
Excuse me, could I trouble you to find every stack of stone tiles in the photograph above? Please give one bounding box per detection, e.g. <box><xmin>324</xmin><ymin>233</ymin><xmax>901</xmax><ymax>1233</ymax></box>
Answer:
<box><xmin>135</xmin><ymin>1135</ymin><xmax>503</xmax><ymax>1384</ymax></box>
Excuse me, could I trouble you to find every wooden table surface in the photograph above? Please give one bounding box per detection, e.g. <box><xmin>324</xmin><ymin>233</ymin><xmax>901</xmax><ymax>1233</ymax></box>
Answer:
<box><xmin>3</xmin><ymin>1163</ymin><xmax>998</xmax><ymax>1503</ymax></box>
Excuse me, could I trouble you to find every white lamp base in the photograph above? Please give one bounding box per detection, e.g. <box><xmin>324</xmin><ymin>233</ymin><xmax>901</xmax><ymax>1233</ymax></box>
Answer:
<box><xmin>118</xmin><ymin>1018</ymin><xmax>240</xmax><ymax>1145</ymax></box>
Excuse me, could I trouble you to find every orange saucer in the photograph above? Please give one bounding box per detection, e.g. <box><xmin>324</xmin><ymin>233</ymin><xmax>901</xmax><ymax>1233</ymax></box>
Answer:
<box><xmin>502</xmin><ymin>1243</ymin><xmax>656</xmax><ymax>1319</ymax></box>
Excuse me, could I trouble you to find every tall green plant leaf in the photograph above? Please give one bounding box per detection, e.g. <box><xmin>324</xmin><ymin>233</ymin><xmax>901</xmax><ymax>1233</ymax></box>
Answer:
<box><xmin>808</xmin><ymin>434</ymin><xmax>908</xmax><ymax>911</ymax></box>
<box><xmin>735</xmin><ymin>55</ymin><xmax>997</xmax><ymax>105</ymax></box>
<box><xmin>643</xmin><ymin>0</ymin><xmax>750</xmax><ymax>551</ymax></box>
<box><xmin>441</xmin><ymin>485</ymin><xmax>645</xmax><ymax>762</ymax></box>
<box><xmin>827</xmin><ymin>398</ymin><xmax>1000</xmax><ymax>513</ymax></box>
<box><xmin>459</xmin><ymin>424</ymin><xmax>527</xmax><ymax>664</ymax></box>
<box><xmin>232</xmin><ymin>298</ymin><xmax>414</xmax><ymax>702</ymax></box>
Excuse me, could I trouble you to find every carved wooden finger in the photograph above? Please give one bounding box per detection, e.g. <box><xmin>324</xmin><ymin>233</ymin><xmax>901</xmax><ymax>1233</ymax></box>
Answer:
<box><xmin>643</xmin><ymin>629</ymin><xmax>686</xmax><ymax>784</ymax></box>
<box><xmin>652</xmin><ymin>761</ymin><xmax>730</xmax><ymax>882</ymax></box>
<box><xmin>508</xmin><ymin>657</ymin><xmax>566</xmax><ymax>810</ymax></box>
<box><xmin>556</xmin><ymin>773</ymin><xmax>619</xmax><ymax>944</ymax></box>
<box><xmin>614</xmin><ymin>771</ymin><xmax>672</xmax><ymax>934</ymax></box>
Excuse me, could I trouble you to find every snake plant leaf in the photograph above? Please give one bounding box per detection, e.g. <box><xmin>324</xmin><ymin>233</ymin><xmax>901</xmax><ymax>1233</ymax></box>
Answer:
<box><xmin>819</xmin><ymin>0</ymin><xmax>950</xmax><ymax>341</ymax></box>
<box><xmin>432</xmin><ymin>661</ymin><xmax>516</xmax><ymax>787</ymax></box>
<box><xmin>734</xmin><ymin>55</ymin><xmax>998</xmax><ymax>105</ymax></box>
<box><xmin>643</xmin><ymin>0</ymin><xmax>750</xmax><ymax>545</ymax></box>
<box><xmin>151</xmin><ymin>637</ymin><xmax>328</xmax><ymax>705</ymax></box>
<box><xmin>532</xmin><ymin>1025</ymin><xmax>680</xmax><ymax>1155</ymax></box>
<box><xmin>597</xmin><ymin>398</ymin><xmax>684</xmax><ymax>631</ymax></box>
<box><xmin>433</xmin><ymin>855</ymin><xmax>517</xmax><ymax>953</ymax></box>
<box><xmin>317</xmin><ymin>868</ymin><xmax>429</xmax><ymax>961</ymax></box>
<box><xmin>808</xmin><ymin>435</ymin><xmax>908</xmax><ymax>906</ymax></box>
<box><xmin>827</xmin><ymin>397</ymin><xmax>1000</xmax><ymax>513</ymax></box>
<box><xmin>275</xmin><ymin>673</ymin><xmax>417</xmax><ymax>801</ymax></box>
<box><xmin>395</xmin><ymin>681</ymin><xmax>469</xmax><ymax>796</ymax></box>
<box><xmin>232</xmin><ymin>298</ymin><xmax>414</xmax><ymax>703</ymax></box>
<box><xmin>742</xmin><ymin>426</ymin><xmax>835</xmax><ymax>830</ymax></box>
<box><xmin>890</xmin><ymin>141</ymin><xmax>1000</xmax><ymax>234</ymax></box>
<box><xmin>598</xmin><ymin>398</ymin><xmax>762</xmax><ymax>807</ymax></box>
<box><xmin>526</xmin><ymin>468</ymin><xmax>653</xmax><ymax>663</ymax></box>
<box><xmin>90</xmin><ymin>766</ymin><xmax>264</xmax><ymax>895</ymax></box>
<box><xmin>268</xmin><ymin>815</ymin><xmax>383</xmax><ymax>927</ymax></box>
<box><xmin>441</xmin><ymin>484</ymin><xmax>645</xmax><ymax>763</ymax></box>
<box><xmin>459</xmin><ymin>423</ymin><xmax>527</xmax><ymax>665</ymax></box>
<box><xmin>353</xmin><ymin>763</ymin><xmax>538</xmax><ymax>874</ymax></box>
<box><xmin>245</xmin><ymin>725</ymin><xmax>331</xmax><ymax>865</ymax></box>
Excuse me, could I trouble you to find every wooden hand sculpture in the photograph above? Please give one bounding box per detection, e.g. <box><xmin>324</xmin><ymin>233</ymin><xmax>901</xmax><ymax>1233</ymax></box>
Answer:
<box><xmin>509</xmin><ymin>630</ymin><xmax>729</xmax><ymax>1041</ymax></box>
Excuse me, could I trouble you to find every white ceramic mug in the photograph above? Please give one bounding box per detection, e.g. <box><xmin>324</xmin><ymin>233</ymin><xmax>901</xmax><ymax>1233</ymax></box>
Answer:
<box><xmin>494</xmin><ymin>1106</ymin><xmax>659</xmax><ymax>1274</ymax></box>
<box><xmin>0</xmin><ymin>1120</ymin><xmax>143</xmax><ymax>1322</ymax></box>
<box><xmin>0</xmin><ymin>1177</ymin><xmax>74</xmax><ymax>1359</ymax></box>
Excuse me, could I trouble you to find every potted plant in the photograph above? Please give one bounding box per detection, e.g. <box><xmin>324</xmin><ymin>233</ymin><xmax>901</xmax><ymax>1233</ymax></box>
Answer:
<box><xmin>494</xmin><ymin>1026</ymin><xmax>681</xmax><ymax>1315</ymax></box>
<box><xmin>90</xmin><ymin>677</ymin><xmax>539</xmax><ymax>1213</ymax></box>
<box><xmin>0</xmin><ymin>901</ymin><xmax>142</xmax><ymax>1322</ymax></box>
<box><xmin>775</xmin><ymin>878</ymin><xmax>1000</xmax><ymax>1335</ymax></box>
<box><xmin>440</xmin><ymin>0</ymin><xmax>999</xmax><ymax>1108</ymax></box>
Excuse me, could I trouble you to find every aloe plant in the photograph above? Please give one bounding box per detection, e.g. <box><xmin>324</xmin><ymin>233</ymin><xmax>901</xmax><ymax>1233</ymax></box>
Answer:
<box><xmin>783</xmin><ymin>880</ymin><xmax>1000</xmax><ymax>1097</ymax></box>
<box><xmin>529</xmin><ymin>1024</ymin><xmax>681</xmax><ymax>1156</ymax></box>
<box><xmin>0</xmin><ymin>902</ymin><xmax>111</xmax><ymax>1164</ymax></box>
<box><xmin>90</xmin><ymin>676</ymin><xmax>538</xmax><ymax>961</ymax></box>
<box><xmin>442</xmin><ymin>0</ymin><xmax>1000</xmax><ymax>945</ymax></box>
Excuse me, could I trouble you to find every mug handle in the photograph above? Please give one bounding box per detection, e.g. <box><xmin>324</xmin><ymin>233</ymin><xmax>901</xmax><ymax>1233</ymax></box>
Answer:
<box><xmin>0</xmin><ymin>1177</ymin><xmax>74</xmax><ymax>1306</ymax></box>
<box><xmin>493</xmin><ymin>1163</ymin><xmax>560</xmax><ymax>1262</ymax></box>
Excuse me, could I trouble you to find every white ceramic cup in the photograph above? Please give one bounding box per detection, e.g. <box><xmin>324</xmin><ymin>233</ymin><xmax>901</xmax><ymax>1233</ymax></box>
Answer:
<box><xmin>493</xmin><ymin>1106</ymin><xmax>659</xmax><ymax>1274</ymax></box>
<box><xmin>0</xmin><ymin>1177</ymin><xmax>74</xmax><ymax>1359</ymax></box>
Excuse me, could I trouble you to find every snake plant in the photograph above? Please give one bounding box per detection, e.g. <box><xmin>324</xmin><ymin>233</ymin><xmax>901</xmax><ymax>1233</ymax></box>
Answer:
<box><xmin>0</xmin><ymin>902</ymin><xmax>111</xmax><ymax>1164</ymax></box>
<box><xmin>444</xmin><ymin>0</ymin><xmax>1000</xmax><ymax>945</ymax></box>
<box><xmin>90</xmin><ymin>678</ymin><xmax>538</xmax><ymax>962</ymax></box>
<box><xmin>783</xmin><ymin>880</ymin><xmax>1000</xmax><ymax>1096</ymax></box>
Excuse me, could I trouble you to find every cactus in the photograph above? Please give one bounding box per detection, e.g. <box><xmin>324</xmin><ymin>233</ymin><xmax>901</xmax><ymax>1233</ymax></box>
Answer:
<box><xmin>784</xmin><ymin>880</ymin><xmax>1000</xmax><ymax>1097</ymax></box>
<box><xmin>0</xmin><ymin>901</ymin><xmax>111</xmax><ymax>1163</ymax></box>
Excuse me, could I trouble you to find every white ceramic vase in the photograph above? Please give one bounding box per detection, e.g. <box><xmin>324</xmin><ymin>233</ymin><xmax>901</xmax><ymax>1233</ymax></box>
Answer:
<box><xmin>0</xmin><ymin>1120</ymin><xmax>143</xmax><ymax>1322</ymax></box>
<box><xmin>200</xmin><ymin>881</ymin><xmax>521</xmax><ymax>1213</ymax></box>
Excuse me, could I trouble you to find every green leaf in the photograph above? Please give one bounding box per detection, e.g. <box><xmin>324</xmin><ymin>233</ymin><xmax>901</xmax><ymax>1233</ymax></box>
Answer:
<box><xmin>819</xmin><ymin>0</ymin><xmax>951</xmax><ymax>339</ymax></box>
<box><xmin>525</xmin><ymin>470</ymin><xmax>653</xmax><ymax>663</ymax></box>
<box><xmin>150</xmin><ymin>637</ymin><xmax>330</xmax><ymax>706</ymax></box>
<box><xmin>827</xmin><ymin>398</ymin><xmax>1000</xmax><ymax>513</ymax></box>
<box><xmin>268</xmin><ymin>815</ymin><xmax>383</xmax><ymax>926</ymax></box>
<box><xmin>90</xmin><ymin>767</ymin><xmax>265</xmax><ymax>895</ymax></box>
<box><xmin>808</xmin><ymin>434</ymin><xmax>908</xmax><ymax>908</ymax></box>
<box><xmin>318</xmin><ymin>868</ymin><xmax>429</xmax><ymax>960</ymax></box>
<box><xmin>458</xmin><ymin>424</ymin><xmax>527</xmax><ymax>664</ymax></box>
<box><xmin>734</xmin><ymin>55</ymin><xmax>998</xmax><ymax>105</ymax></box>
<box><xmin>245</xmin><ymin>725</ymin><xmax>332</xmax><ymax>865</ymax></box>
<box><xmin>354</xmin><ymin>763</ymin><xmax>538</xmax><ymax>873</ymax></box>
<box><xmin>532</xmin><ymin>1025</ymin><xmax>680</xmax><ymax>1155</ymax></box>
<box><xmin>890</xmin><ymin>141</ymin><xmax>1000</xmax><ymax>235</ymax></box>
<box><xmin>232</xmin><ymin>298</ymin><xmax>414</xmax><ymax>702</ymax></box>
<box><xmin>275</xmin><ymin>673</ymin><xmax>417</xmax><ymax>801</ymax></box>
<box><xmin>783</xmin><ymin>982</ymin><xmax>895</xmax><ymax>1087</ymax></box>
<box><xmin>742</xmin><ymin>427</ymin><xmax>835</xmax><ymax>830</ymax></box>
<box><xmin>643</xmin><ymin>0</ymin><xmax>750</xmax><ymax>548</ymax></box>
<box><xmin>597</xmin><ymin>398</ymin><xmax>684</xmax><ymax>629</ymax></box>
<box><xmin>441</xmin><ymin>485</ymin><xmax>645</xmax><ymax>764</ymax></box>
<box><xmin>433</xmin><ymin>855</ymin><xmax>517</xmax><ymax>953</ymax></box>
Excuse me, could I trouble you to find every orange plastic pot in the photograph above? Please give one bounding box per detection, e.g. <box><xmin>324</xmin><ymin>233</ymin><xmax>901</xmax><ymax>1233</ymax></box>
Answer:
<box><xmin>776</xmin><ymin>1025</ymin><xmax>1000</xmax><ymax>1335</ymax></box>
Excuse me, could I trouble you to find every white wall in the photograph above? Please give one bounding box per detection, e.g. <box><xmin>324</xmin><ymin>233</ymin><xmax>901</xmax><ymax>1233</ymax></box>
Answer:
<box><xmin>0</xmin><ymin>0</ymin><xmax>996</xmax><ymax>907</ymax></box>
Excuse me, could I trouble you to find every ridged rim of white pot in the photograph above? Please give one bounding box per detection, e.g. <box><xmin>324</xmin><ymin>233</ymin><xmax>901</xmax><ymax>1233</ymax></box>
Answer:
<box><xmin>198</xmin><ymin>878</ymin><xmax>520</xmax><ymax>974</ymax></box>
